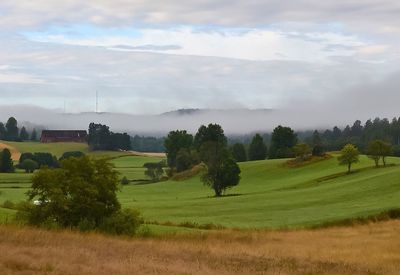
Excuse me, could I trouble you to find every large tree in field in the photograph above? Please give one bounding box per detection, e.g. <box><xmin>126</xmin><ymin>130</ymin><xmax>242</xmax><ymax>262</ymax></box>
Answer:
<box><xmin>200</xmin><ymin>143</ymin><xmax>240</xmax><ymax>196</ymax></box>
<box><xmin>269</xmin><ymin>125</ymin><xmax>297</xmax><ymax>159</ymax></box>
<box><xmin>164</xmin><ymin>130</ymin><xmax>193</xmax><ymax>169</ymax></box>
<box><xmin>5</xmin><ymin>117</ymin><xmax>19</xmax><ymax>141</ymax></box>
<box><xmin>196</xmin><ymin>124</ymin><xmax>240</xmax><ymax>196</ymax></box>
<box><xmin>367</xmin><ymin>140</ymin><xmax>392</xmax><ymax>167</ymax></box>
<box><xmin>0</xmin><ymin>149</ymin><xmax>15</xmax><ymax>173</ymax></box>
<box><xmin>248</xmin><ymin>134</ymin><xmax>267</xmax><ymax>161</ymax></box>
<box><xmin>338</xmin><ymin>144</ymin><xmax>360</xmax><ymax>173</ymax></box>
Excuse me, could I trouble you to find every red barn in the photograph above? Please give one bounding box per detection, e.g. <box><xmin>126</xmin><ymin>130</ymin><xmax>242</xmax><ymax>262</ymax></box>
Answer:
<box><xmin>40</xmin><ymin>130</ymin><xmax>88</xmax><ymax>143</ymax></box>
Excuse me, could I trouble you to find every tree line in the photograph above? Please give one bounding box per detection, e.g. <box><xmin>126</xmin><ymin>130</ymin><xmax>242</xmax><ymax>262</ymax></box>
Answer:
<box><xmin>88</xmin><ymin>123</ymin><xmax>131</xmax><ymax>151</ymax></box>
<box><xmin>304</xmin><ymin>117</ymin><xmax>400</xmax><ymax>155</ymax></box>
<box><xmin>0</xmin><ymin>117</ymin><xmax>38</xmax><ymax>142</ymax></box>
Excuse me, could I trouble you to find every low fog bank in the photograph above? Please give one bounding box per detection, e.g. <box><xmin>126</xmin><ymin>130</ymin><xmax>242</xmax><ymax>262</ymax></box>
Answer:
<box><xmin>1</xmin><ymin>104</ymin><xmax>399</xmax><ymax>136</ymax></box>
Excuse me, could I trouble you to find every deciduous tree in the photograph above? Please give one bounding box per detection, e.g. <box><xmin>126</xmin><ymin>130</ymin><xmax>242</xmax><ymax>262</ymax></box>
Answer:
<box><xmin>338</xmin><ymin>144</ymin><xmax>360</xmax><ymax>173</ymax></box>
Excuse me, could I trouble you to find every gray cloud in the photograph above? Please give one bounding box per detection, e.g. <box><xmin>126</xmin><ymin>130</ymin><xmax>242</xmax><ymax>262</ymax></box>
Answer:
<box><xmin>0</xmin><ymin>0</ymin><xmax>399</xmax><ymax>37</ymax></box>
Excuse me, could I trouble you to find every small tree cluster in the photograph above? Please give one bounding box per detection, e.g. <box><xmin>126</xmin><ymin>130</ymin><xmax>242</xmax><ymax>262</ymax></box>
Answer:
<box><xmin>164</xmin><ymin>130</ymin><xmax>198</xmax><ymax>173</ymax></box>
<box><xmin>18</xmin><ymin>152</ymin><xmax>58</xmax><ymax>172</ymax></box>
<box><xmin>165</xmin><ymin>124</ymin><xmax>241</xmax><ymax>196</ymax></box>
<box><xmin>88</xmin><ymin>123</ymin><xmax>131</xmax><ymax>151</ymax></box>
<box><xmin>0</xmin><ymin>117</ymin><xmax>37</xmax><ymax>142</ymax></box>
<box><xmin>144</xmin><ymin>161</ymin><xmax>165</xmax><ymax>182</ymax></box>
<box><xmin>366</xmin><ymin>140</ymin><xmax>392</xmax><ymax>167</ymax></box>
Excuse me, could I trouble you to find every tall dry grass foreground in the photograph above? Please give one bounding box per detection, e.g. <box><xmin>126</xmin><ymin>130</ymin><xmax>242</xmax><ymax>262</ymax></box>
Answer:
<box><xmin>1</xmin><ymin>221</ymin><xmax>400</xmax><ymax>274</ymax></box>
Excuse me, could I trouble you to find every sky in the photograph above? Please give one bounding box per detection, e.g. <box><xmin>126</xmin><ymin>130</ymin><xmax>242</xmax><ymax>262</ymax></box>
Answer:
<box><xmin>0</xmin><ymin>1</ymin><xmax>400</xmax><ymax>129</ymax></box>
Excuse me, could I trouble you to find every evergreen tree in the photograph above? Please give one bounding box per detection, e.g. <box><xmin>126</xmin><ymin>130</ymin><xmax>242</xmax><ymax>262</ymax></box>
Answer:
<box><xmin>31</xmin><ymin>128</ymin><xmax>38</xmax><ymax>141</ymax></box>
<box><xmin>269</xmin><ymin>125</ymin><xmax>297</xmax><ymax>159</ymax></box>
<box><xmin>194</xmin><ymin>124</ymin><xmax>227</xmax><ymax>151</ymax></box>
<box><xmin>312</xmin><ymin>130</ymin><xmax>325</xmax><ymax>156</ymax></box>
<box><xmin>0</xmin><ymin>148</ymin><xmax>15</xmax><ymax>173</ymax></box>
<box><xmin>5</xmin><ymin>117</ymin><xmax>19</xmax><ymax>141</ymax></box>
<box><xmin>0</xmin><ymin>123</ymin><xmax>6</xmax><ymax>140</ymax></box>
<box><xmin>230</xmin><ymin>143</ymin><xmax>247</xmax><ymax>162</ymax></box>
<box><xmin>19</xmin><ymin>126</ymin><xmax>29</xmax><ymax>140</ymax></box>
<box><xmin>248</xmin><ymin>134</ymin><xmax>267</xmax><ymax>161</ymax></box>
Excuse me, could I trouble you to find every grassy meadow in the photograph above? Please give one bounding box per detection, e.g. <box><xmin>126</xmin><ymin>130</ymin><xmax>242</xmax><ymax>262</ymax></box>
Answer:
<box><xmin>1</xmin><ymin>141</ymin><xmax>400</xmax><ymax>231</ymax></box>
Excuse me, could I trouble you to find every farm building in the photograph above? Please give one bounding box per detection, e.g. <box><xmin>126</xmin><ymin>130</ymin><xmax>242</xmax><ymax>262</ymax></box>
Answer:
<box><xmin>40</xmin><ymin>130</ymin><xmax>88</xmax><ymax>143</ymax></box>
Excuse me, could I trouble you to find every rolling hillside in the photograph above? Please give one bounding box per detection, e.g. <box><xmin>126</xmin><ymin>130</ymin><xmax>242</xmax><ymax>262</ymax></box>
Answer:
<box><xmin>117</xmin><ymin>155</ymin><xmax>400</xmax><ymax>228</ymax></box>
<box><xmin>2</xmin><ymin>141</ymin><xmax>399</xmax><ymax>230</ymax></box>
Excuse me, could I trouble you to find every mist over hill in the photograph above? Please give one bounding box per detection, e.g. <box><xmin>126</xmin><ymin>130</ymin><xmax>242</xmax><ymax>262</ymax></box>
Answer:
<box><xmin>0</xmin><ymin>104</ymin><xmax>399</xmax><ymax>136</ymax></box>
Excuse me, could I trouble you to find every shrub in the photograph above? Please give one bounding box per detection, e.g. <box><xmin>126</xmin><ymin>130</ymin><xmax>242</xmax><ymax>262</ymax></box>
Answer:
<box><xmin>143</xmin><ymin>161</ymin><xmax>164</xmax><ymax>182</ymax></box>
<box><xmin>120</xmin><ymin>176</ymin><xmax>130</xmax><ymax>185</ymax></box>
<box><xmin>1</xmin><ymin>200</ymin><xmax>15</xmax><ymax>209</ymax></box>
<box><xmin>59</xmin><ymin>151</ymin><xmax>86</xmax><ymax>161</ymax></box>
<box><xmin>99</xmin><ymin>209</ymin><xmax>143</xmax><ymax>236</ymax></box>
<box><xmin>20</xmin><ymin>159</ymin><xmax>39</xmax><ymax>173</ymax></box>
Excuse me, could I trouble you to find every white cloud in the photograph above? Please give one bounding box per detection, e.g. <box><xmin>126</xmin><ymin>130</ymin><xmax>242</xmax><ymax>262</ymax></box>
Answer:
<box><xmin>25</xmin><ymin>27</ymin><xmax>365</xmax><ymax>62</ymax></box>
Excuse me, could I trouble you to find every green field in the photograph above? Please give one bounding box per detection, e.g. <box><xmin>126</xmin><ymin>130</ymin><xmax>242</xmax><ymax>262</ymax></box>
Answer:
<box><xmin>1</xmin><ymin>141</ymin><xmax>400</xmax><ymax>230</ymax></box>
<box><xmin>2</xmin><ymin>141</ymin><xmax>130</xmax><ymax>159</ymax></box>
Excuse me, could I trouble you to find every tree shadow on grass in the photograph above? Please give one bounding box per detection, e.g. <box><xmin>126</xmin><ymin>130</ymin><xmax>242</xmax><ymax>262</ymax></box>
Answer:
<box><xmin>192</xmin><ymin>193</ymin><xmax>245</xmax><ymax>200</ymax></box>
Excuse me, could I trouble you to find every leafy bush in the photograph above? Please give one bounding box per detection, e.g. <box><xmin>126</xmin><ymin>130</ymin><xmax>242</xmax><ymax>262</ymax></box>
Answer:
<box><xmin>59</xmin><ymin>151</ymin><xmax>85</xmax><ymax>161</ymax></box>
<box><xmin>21</xmin><ymin>156</ymin><xmax>120</xmax><ymax>227</ymax></box>
<box><xmin>19</xmin><ymin>152</ymin><xmax>58</xmax><ymax>168</ymax></box>
<box><xmin>143</xmin><ymin>161</ymin><xmax>165</xmax><ymax>182</ymax></box>
<box><xmin>1</xmin><ymin>200</ymin><xmax>15</xmax><ymax>209</ymax></box>
<box><xmin>120</xmin><ymin>176</ymin><xmax>130</xmax><ymax>185</ymax></box>
<box><xmin>20</xmin><ymin>159</ymin><xmax>39</xmax><ymax>173</ymax></box>
<box><xmin>99</xmin><ymin>209</ymin><xmax>143</xmax><ymax>236</ymax></box>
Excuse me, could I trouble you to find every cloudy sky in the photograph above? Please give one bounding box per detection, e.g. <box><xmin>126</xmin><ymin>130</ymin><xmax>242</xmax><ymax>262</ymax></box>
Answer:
<box><xmin>0</xmin><ymin>1</ymin><xmax>400</xmax><ymax>121</ymax></box>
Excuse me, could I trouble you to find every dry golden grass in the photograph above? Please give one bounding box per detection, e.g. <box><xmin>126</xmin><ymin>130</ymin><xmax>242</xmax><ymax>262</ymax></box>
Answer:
<box><xmin>128</xmin><ymin>150</ymin><xmax>166</xmax><ymax>158</ymax></box>
<box><xmin>0</xmin><ymin>142</ymin><xmax>21</xmax><ymax>161</ymax></box>
<box><xmin>1</xmin><ymin>221</ymin><xmax>400</xmax><ymax>274</ymax></box>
